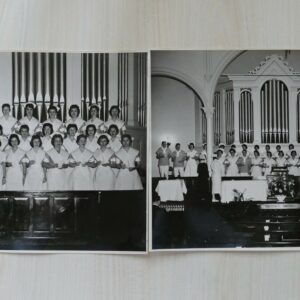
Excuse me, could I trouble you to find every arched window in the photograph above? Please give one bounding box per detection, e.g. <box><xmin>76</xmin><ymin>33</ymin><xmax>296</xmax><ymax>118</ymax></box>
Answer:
<box><xmin>261</xmin><ymin>79</ymin><xmax>289</xmax><ymax>143</ymax></box>
<box><xmin>239</xmin><ymin>90</ymin><xmax>254</xmax><ymax>143</ymax></box>
<box><xmin>213</xmin><ymin>92</ymin><xmax>221</xmax><ymax>145</ymax></box>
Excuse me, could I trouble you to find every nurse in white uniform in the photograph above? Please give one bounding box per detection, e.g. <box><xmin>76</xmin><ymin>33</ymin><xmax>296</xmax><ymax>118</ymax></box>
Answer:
<box><xmin>93</xmin><ymin>135</ymin><xmax>115</xmax><ymax>190</ymax></box>
<box><xmin>41</xmin><ymin>123</ymin><xmax>54</xmax><ymax>152</ymax></box>
<box><xmin>18</xmin><ymin>124</ymin><xmax>32</xmax><ymax>152</ymax></box>
<box><xmin>211</xmin><ymin>150</ymin><xmax>225</xmax><ymax>201</ymax></box>
<box><xmin>85</xmin><ymin>105</ymin><xmax>104</xmax><ymax>135</ymax></box>
<box><xmin>43</xmin><ymin>134</ymin><xmax>69</xmax><ymax>190</ymax></box>
<box><xmin>275</xmin><ymin>151</ymin><xmax>287</xmax><ymax>167</ymax></box>
<box><xmin>43</xmin><ymin>106</ymin><xmax>64</xmax><ymax>133</ymax></box>
<box><xmin>251</xmin><ymin>151</ymin><xmax>263</xmax><ymax>177</ymax></box>
<box><xmin>224</xmin><ymin>148</ymin><xmax>239</xmax><ymax>176</ymax></box>
<box><xmin>85</xmin><ymin>124</ymin><xmax>99</xmax><ymax>153</ymax></box>
<box><xmin>63</xmin><ymin>124</ymin><xmax>79</xmax><ymax>154</ymax></box>
<box><xmin>0</xmin><ymin>140</ymin><xmax>6</xmax><ymax>190</ymax></box>
<box><xmin>286</xmin><ymin>150</ymin><xmax>300</xmax><ymax>176</ymax></box>
<box><xmin>17</xmin><ymin>103</ymin><xmax>39</xmax><ymax>135</ymax></box>
<box><xmin>184</xmin><ymin>143</ymin><xmax>199</xmax><ymax>177</ymax></box>
<box><xmin>263</xmin><ymin>151</ymin><xmax>275</xmax><ymax>176</ymax></box>
<box><xmin>65</xmin><ymin>105</ymin><xmax>86</xmax><ymax>133</ymax></box>
<box><xmin>115</xmin><ymin>134</ymin><xmax>143</xmax><ymax>190</ymax></box>
<box><xmin>0</xmin><ymin>103</ymin><xmax>18</xmax><ymax>137</ymax></box>
<box><xmin>104</xmin><ymin>105</ymin><xmax>126</xmax><ymax>135</ymax></box>
<box><xmin>4</xmin><ymin>134</ymin><xmax>26</xmax><ymax>190</ymax></box>
<box><xmin>0</xmin><ymin>125</ymin><xmax>8</xmax><ymax>151</ymax></box>
<box><xmin>68</xmin><ymin>134</ymin><xmax>94</xmax><ymax>190</ymax></box>
<box><xmin>24</xmin><ymin>135</ymin><xmax>47</xmax><ymax>190</ymax></box>
<box><xmin>107</xmin><ymin>124</ymin><xmax>122</xmax><ymax>153</ymax></box>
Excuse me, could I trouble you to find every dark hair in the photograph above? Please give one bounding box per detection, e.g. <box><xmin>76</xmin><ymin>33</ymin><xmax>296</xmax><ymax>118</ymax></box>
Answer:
<box><xmin>66</xmin><ymin>124</ymin><xmax>78</xmax><ymax>133</ymax></box>
<box><xmin>89</xmin><ymin>105</ymin><xmax>100</xmax><ymax>113</ymax></box>
<box><xmin>291</xmin><ymin>150</ymin><xmax>297</xmax><ymax>156</ymax></box>
<box><xmin>231</xmin><ymin>144</ymin><xmax>236</xmax><ymax>148</ymax></box>
<box><xmin>42</xmin><ymin>123</ymin><xmax>53</xmax><ymax>135</ymax></box>
<box><xmin>265</xmin><ymin>144</ymin><xmax>270</xmax><ymax>148</ymax></box>
<box><xmin>230</xmin><ymin>148</ymin><xmax>236</xmax><ymax>154</ymax></box>
<box><xmin>109</xmin><ymin>105</ymin><xmax>120</xmax><ymax>116</ymax></box>
<box><xmin>278</xmin><ymin>150</ymin><xmax>284</xmax><ymax>156</ymax></box>
<box><xmin>30</xmin><ymin>135</ymin><xmax>42</xmax><ymax>148</ymax></box>
<box><xmin>48</xmin><ymin>105</ymin><xmax>58</xmax><ymax>113</ymax></box>
<box><xmin>2</xmin><ymin>103</ymin><xmax>10</xmax><ymax>111</ymax></box>
<box><xmin>25</xmin><ymin>103</ymin><xmax>35</xmax><ymax>111</ymax></box>
<box><xmin>254</xmin><ymin>150</ymin><xmax>260</xmax><ymax>156</ymax></box>
<box><xmin>121</xmin><ymin>134</ymin><xmax>132</xmax><ymax>144</ymax></box>
<box><xmin>51</xmin><ymin>134</ymin><xmax>63</xmax><ymax>146</ymax></box>
<box><xmin>289</xmin><ymin>144</ymin><xmax>295</xmax><ymax>149</ymax></box>
<box><xmin>76</xmin><ymin>134</ymin><xmax>87</xmax><ymax>144</ymax></box>
<box><xmin>276</xmin><ymin>145</ymin><xmax>281</xmax><ymax>149</ymax></box>
<box><xmin>254</xmin><ymin>144</ymin><xmax>259</xmax><ymax>149</ymax></box>
<box><xmin>189</xmin><ymin>143</ymin><xmax>195</xmax><ymax>148</ymax></box>
<box><xmin>86</xmin><ymin>124</ymin><xmax>96</xmax><ymax>135</ymax></box>
<box><xmin>19</xmin><ymin>124</ymin><xmax>29</xmax><ymax>133</ymax></box>
<box><xmin>8</xmin><ymin>134</ymin><xmax>20</xmax><ymax>146</ymax></box>
<box><xmin>216</xmin><ymin>149</ymin><xmax>223</xmax><ymax>155</ymax></box>
<box><xmin>267</xmin><ymin>151</ymin><xmax>272</xmax><ymax>157</ymax></box>
<box><xmin>242</xmin><ymin>144</ymin><xmax>248</xmax><ymax>149</ymax></box>
<box><xmin>108</xmin><ymin>124</ymin><xmax>119</xmax><ymax>136</ymax></box>
<box><xmin>68</xmin><ymin>104</ymin><xmax>80</xmax><ymax>117</ymax></box>
<box><xmin>97</xmin><ymin>134</ymin><xmax>109</xmax><ymax>145</ymax></box>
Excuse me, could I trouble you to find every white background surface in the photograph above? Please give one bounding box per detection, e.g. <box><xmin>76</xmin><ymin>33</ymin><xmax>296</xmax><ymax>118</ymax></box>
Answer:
<box><xmin>1</xmin><ymin>0</ymin><xmax>300</xmax><ymax>299</ymax></box>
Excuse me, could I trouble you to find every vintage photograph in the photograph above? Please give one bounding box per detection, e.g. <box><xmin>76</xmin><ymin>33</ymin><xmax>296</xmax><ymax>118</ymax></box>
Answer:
<box><xmin>0</xmin><ymin>52</ymin><xmax>147</xmax><ymax>251</ymax></box>
<box><xmin>151</xmin><ymin>50</ymin><xmax>300</xmax><ymax>250</ymax></box>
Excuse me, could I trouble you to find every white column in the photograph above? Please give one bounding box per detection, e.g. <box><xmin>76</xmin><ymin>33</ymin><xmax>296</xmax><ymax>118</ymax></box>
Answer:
<box><xmin>289</xmin><ymin>87</ymin><xmax>298</xmax><ymax>144</ymax></box>
<box><xmin>252</xmin><ymin>87</ymin><xmax>261</xmax><ymax>144</ymax></box>
<box><xmin>202</xmin><ymin>106</ymin><xmax>214</xmax><ymax>174</ymax></box>
<box><xmin>233</xmin><ymin>87</ymin><xmax>240</xmax><ymax>144</ymax></box>
<box><xmin>108</xmin><ymin>53</ymin><xmax>118</xmax><ymax>107</ymax></box>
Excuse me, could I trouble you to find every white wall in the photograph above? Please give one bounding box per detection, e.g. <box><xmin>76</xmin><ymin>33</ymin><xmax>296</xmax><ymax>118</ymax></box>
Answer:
<box><xmin>152</xmin><ymin>76</ymin><xmax>201</xmax><ymax>177</ymax></box>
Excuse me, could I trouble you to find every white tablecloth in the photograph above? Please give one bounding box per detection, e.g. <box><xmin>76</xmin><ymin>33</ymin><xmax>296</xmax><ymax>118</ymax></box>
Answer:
<box><xmin>221</xmin><ymin>179</ymin><xmax>268</xmax><ymax>203</ymax></box>
<box><xmin>155</xmin><ymin>179</ymin><xmax>187</xmax><ymax>202</ymax></box>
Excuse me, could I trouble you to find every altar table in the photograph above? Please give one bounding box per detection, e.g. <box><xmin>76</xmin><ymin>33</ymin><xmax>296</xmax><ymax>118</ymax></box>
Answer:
<box><xmin>221</xmin><ymin>179</ymin><xmax>268</xmax><ymax>203</ymax></box>
<box><xmin>155</xmin><ymin>179</ymin><xmax>187</xmax><ymax>202</ymax></box>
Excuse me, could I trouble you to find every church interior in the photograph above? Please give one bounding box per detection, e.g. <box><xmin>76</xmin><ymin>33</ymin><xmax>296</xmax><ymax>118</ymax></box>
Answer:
<box><xmin>152</xmin><ymin>50</ymin><xmax>300</xmax><ymax>249</ymax></box>
<box><xmin>0</xmin><ymin>52</ymin><xmax>147</xmax><ymax>251</ymax></box>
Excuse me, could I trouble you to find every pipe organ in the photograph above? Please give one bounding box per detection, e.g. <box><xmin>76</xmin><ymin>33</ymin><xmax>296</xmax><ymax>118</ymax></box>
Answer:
<box><xmin>81</xmin><ymin>53</ymin><xmax>109</xmax><ymax>121</ymax></box>
<box><xmin>213</xmin><ymin>92</ymin><xmax>221</xmax><ymax>145</ymax></box>
<box><xmin>225</xmin><ymin>90</ymin><xmax>234</xmax><ymax>145</ymax></box>
<box><xmin>118</xmin><ymin>53</ymin><xmax>129</xmax><ymax>123</ymax></box>
<box><xmin>261</xmin><ymin>79</ymin><xmax>289</xmax><ymax>143</ymax></box>
<box><xmin>12</xmin><ymin>52</ymin><xmax>67</xmax><ymax>122</ymax></box>
<box><xmin>239</xmin><ymin>90</ymin><xmax>254</xmax><ymax>143</ymax></box>
<box><xmin>135</xmin><ymin>53</ymin><xmax>147</xmax><ymax>127</ymax></box>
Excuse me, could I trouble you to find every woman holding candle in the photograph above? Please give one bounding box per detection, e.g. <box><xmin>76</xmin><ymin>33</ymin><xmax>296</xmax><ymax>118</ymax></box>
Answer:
<box><xmin>263</xmin><ymin>151</ymin><xmax>276</xmax><ymax>176</ymax></box>
<box><xmin>107</xmin><ymin>124</ymin><xmax>122</xmax><ymax>153</ymax></box>
<box><xmin>4</xmin><ymin>134</ymin><xmax>26</xmax><ymax>190</ymax></box>
<box><xmin>68</xmin><ymin>134</ymin><xmax>95</xmax><ymax>190</ymax></box>
<box><xmin>24</xmin><ymin>135</ymin><xmax>47</xmax><ymax>190</ymax></box>
<box><xmin>114</xmin><ymin>134</ymin><xmax>143</xmax><ymax>190</ymax></box>
<box><xmin>42</xmin><ymin>134</ymin><xmax>69</xmax><ymax>190</ymax></box>
<box><xmin>93</xmin><ymin>135</ymin><xmax>115</xmax><ymax>190</ymax></box>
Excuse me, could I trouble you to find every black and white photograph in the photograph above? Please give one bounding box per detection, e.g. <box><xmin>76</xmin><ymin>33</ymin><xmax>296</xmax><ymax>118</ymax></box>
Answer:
<box><xmin>151</xmin><ymin>50</ymin><xmax>300</xmax><ymax>250</ymax></box>
<box><xmin>0</xmin><ymin>52</ymin><xmax>147</xmax><ymax>252</ymax></box>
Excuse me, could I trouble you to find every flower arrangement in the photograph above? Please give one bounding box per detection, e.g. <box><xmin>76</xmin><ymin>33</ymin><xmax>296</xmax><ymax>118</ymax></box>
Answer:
<box><xmin>267</xmin><ymin>174</ymin><xmax>295</xmax><ymax>199</ymax></box>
